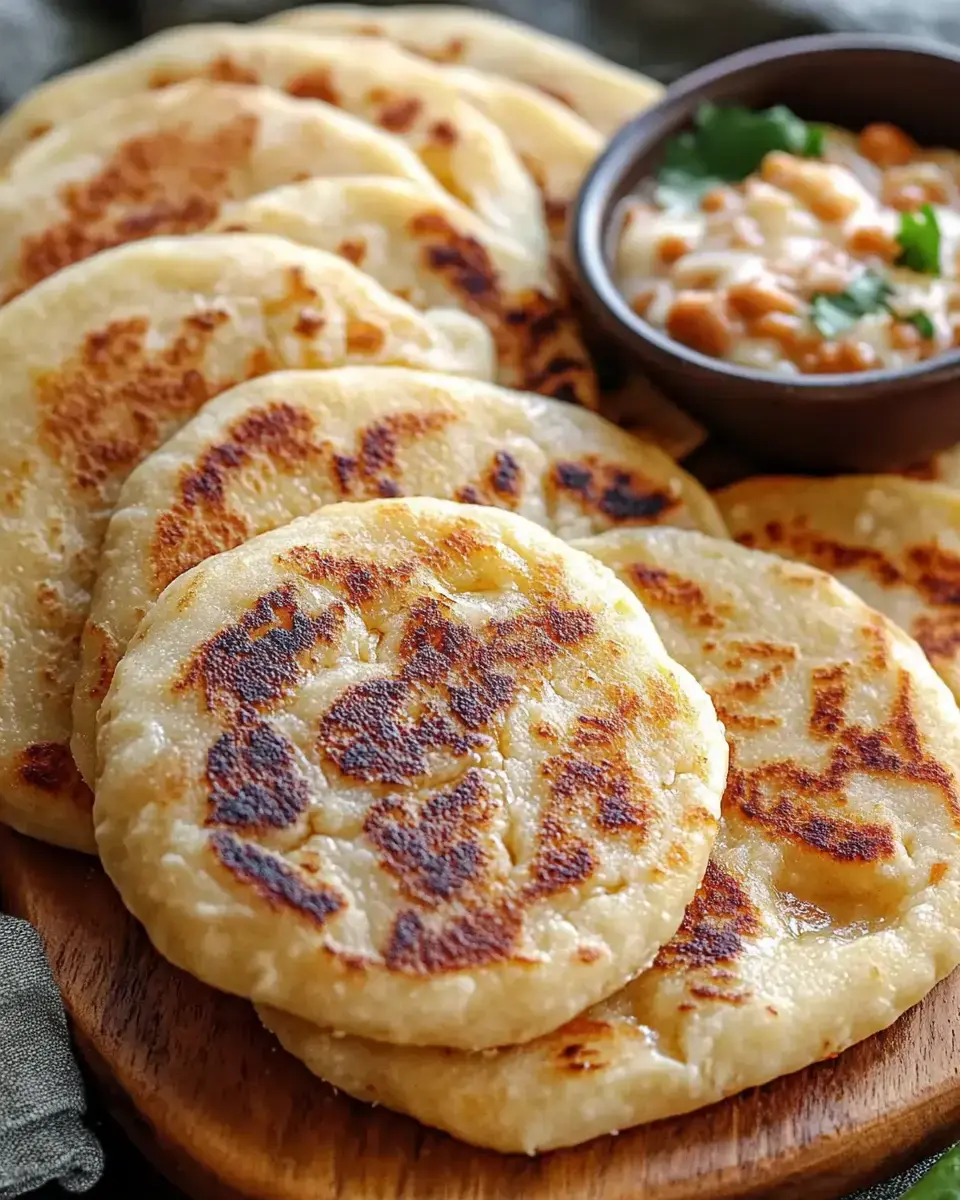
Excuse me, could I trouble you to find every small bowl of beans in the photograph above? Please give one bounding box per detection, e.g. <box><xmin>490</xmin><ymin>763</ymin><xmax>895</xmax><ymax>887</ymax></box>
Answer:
<box><xmin>571</xmin><ymin>34</ymin><xmax>960</xmax><ymax>472</ymax></box>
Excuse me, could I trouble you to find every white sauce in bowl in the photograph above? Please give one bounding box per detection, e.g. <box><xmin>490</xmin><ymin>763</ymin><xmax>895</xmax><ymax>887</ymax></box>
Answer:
<box><xmin>616</xmin><ymin>123</ymin><xmax>960</xmax><ymax>374</ymax></box>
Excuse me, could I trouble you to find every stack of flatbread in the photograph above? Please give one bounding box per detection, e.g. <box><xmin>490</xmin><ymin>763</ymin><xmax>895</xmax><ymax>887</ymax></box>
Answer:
<box><xmin>3</xmin><ymin>3</ymin><xmax>960</xmax><ymax>1160</ymax></box>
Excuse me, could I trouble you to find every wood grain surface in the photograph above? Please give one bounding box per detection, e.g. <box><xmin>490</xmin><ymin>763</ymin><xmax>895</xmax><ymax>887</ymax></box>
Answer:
<box><xmin>2</xmin><ymin>826</ymin><xmax>960</xmax><ymax>1200</ymax></box>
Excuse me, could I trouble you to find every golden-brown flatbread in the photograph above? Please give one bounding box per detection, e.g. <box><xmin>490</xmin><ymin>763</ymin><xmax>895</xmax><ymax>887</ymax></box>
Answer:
<box><xmin>94</xmin><ymin>501</ymin><xmax>727</xmax><ymax>1049</ymax></box>
<box><xmin>0</xmin><ymin>234</ymin><xmax>491</xmax><ymax>851</ymax></box>
<box><xmin>716</xmin><ymin>475</ymin><xmax>960</xmax><ymax>703</ymax></box>
<box><xmin>212</xmin><ymin>176</ymin><xmax>597</xmax><ymax>408</ymax></box>
<box><xmin>267</xmin><ymin>5</ymin><xmax>663</xmax><ymax>137</ymax></box>
<box><xmin>260</xmin><ymin>528</ymin><xmax>960</xmax><ymax>1151</ymax></box>
<box><xmin>0</xmin><ymin>82</ymin><xmax>442</xmax><ymax>304</ymax></box>
<box><xmin>72</xmin><ymin>365</ymin><xmax>726</xmax><ymax>785</ymax></box>
<box><xmin>441</xmin><ymin>64</ymin><xmax>602</xmax><ymax>241</ymax></box>
<box><xmin>0</xmin><ymin>25</ymin><xmax>546</xmax><ymax>261</ymax></box>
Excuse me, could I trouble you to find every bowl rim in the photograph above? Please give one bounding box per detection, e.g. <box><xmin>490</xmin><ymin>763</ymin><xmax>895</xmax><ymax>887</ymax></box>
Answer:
<box><xmin>570</xmin><ymin>32</ymin><xmax>960</xmax><ymax>395</ymax></box>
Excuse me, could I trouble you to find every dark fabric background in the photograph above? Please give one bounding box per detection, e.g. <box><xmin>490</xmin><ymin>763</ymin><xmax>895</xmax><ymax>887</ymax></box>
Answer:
<box><xmin>4</xmin><ymin>0</ymin><xmax>960</xmax><ymax>1196</ymax></box>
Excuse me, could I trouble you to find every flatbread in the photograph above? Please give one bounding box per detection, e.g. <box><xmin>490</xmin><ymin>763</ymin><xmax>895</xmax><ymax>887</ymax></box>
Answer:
<box><xmin>0</xmin><ymin>25</ymin><xmax>546</xmax><ymax>262</ymax></box>
<box><xmin>212</xmin><ymin>175</ymin><xmax>596</xmax><ymax>408</ymax></box>
<box><xmin>0</xmin><ymin>82</ymin><xmax>443</xmax><ymax>304</ymax></box>
<box><xmin>0</xmin><ymin>234</ymin><xmax>492</xmax><ymax>852</ymax></box>
<box><xmin>94</xmin><ymin>500</ymin><xmax>727</xmax><ymax>1049</ymax></box>
<box><xmin>443</xmin><ymin>66</ymin><xmax>602</xmax><ymax>241</ymax></box>
<box><xmin>716</xmin><ymin>475</ymin><xmax>960</xmax><ymax>704</ymax></box>
<box><xmin>73</xmin><ymin>365</ymin><xmax>727</xmax><ymax>786</ymax></box>
<box><xmin>267</xmin><ymin>5</ymin><xmax>664</xmax><ymax>137</ymax></box>
<box><xmin>260</xmin><ymin>528</ymin><xmax>960</xmax><ymax>1152</ymax></box>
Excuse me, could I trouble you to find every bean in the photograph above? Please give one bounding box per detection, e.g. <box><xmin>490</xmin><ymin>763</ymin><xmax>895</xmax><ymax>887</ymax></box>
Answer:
<box><xmin>666</xmin><ymin>291</ymin><xmax>732</xmax><ymax>358</ymax></box>
<box><xmin>760</xmin><ymin>152</ymin><xmax>862</xmax><ymax>222</ymax></box>
<box><xmin>727</xmin><ymin>280</ymin><xmax>800</xmax><ymax>319</ymax></box>
<box><xmin>859</xmin><ymin>122</ymin><xmax>917</xmax><ymax>167</ymax></box>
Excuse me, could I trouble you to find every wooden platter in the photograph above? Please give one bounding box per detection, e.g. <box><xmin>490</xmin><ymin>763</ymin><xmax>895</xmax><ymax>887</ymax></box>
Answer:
<box><xmin>3</xmin><ymin>826</ymin><xmax>960</xmax><ymax>1199</ymax></box>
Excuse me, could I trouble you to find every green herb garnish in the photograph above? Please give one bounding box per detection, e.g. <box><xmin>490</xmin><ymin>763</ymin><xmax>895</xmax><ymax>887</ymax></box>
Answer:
<box><xmin>810</xmin><ymin>270</ymin><xmax>894</xmax><ymax>338</ymax></box>
<box><xmin>803</xmin><ymin>123</ymin><xmax>826</xmax><ymax>158</ymax></box>
<box><xmin>896</xmin><ymin>204</ymin><xmax>941</xmax><ymax>274</ymax></box>
<box><xmin>656</xmin><ymin>102</ymin><xmax>826</xmax><ymax>210</ymax></box>
<box><xmin>904</xmin><ymin>310</ymin><xmax>936</xmax><ymax>338</ymax></box>
<box><xmin>809</xmin><ymin>270</ymin><xmax>936</xmax><ymax>341</ymax></box>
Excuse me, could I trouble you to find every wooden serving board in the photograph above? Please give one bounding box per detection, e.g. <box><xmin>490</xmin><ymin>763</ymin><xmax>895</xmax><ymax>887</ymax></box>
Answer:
<box><xmin>3</xmin><ymin>827</ymin><xmax>960</xmax><ymax>1200</ymax></box>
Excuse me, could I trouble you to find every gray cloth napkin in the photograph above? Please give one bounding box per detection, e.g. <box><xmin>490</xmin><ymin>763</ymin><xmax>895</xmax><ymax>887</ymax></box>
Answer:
<box><xmin>2</xmin><ymin>2</ymin><xmax>960</xmax><ymax>1198</ymax></box>
<box><xmin>0</xmin><ymin>917</ymin><xmax>103</xmax><ymax>1196</ymax></box>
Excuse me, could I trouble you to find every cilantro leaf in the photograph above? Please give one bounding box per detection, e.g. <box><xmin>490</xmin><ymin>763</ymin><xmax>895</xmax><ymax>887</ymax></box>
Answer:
<box><xmin>904</xmin><ymin>310</ymin><xmax>936</xmax><ymax>338</ymax></box>
<box><xmin>656</xmin><ymin>166</ymin><xmax>723</xmax><ymax>211</ymax></box>
<box><xmin>803</xmin><ymin>122</ymin><xmax>826</xmax><ymax>158</ymax></box>
<box><xmin>842</xmin><ymin>271</ymin><xmax>896</xmax><ymax>312</ymax></box>
<box><xmin>809</xmin><ymin>271</ymin><xmax>936</xmax><ymax>342</ymax></box>
<box><xmin>656</xmin><ymin>102</ymin><xmax>825</xmax><ymax>210</ymax></box>
<box><xmin>810</xmin><ymin>296</ymin><xmax>861</xmax><ymax>339</ymax></box>
<box><xmin>810</xmin><ymin>270</ymin><xmax>894</xmax><ymax>338</ymax></box>
<box><xmin>896</xmin><ymin>204</ymin><xmax>941</xmax><ymax>275</ymax></box>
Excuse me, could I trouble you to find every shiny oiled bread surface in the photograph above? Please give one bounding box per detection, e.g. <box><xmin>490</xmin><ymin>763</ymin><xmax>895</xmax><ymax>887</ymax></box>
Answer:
<box><xmin>261</xmin><ymin>528</ymin><xmax>960</xmax><ymax>1151</ymax></box>
<box><xmin>94</xmin><ymin>500</ymin><xmax>727</xmax><ymax>1050</ymax></box>
<box><xmin>8</xmin><ymin>2</ymin><xmax>955</xmax><ymax>1164</ymax></box>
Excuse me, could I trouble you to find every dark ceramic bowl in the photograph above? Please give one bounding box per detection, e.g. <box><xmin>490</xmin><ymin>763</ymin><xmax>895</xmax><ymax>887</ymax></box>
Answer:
<box><xmin>571</xmin><ymin>34</ymin><xmax>960</xmax><ymax>473</ymax></box>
